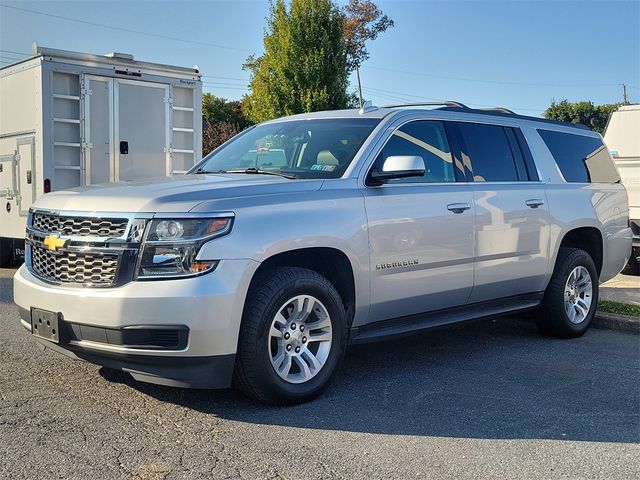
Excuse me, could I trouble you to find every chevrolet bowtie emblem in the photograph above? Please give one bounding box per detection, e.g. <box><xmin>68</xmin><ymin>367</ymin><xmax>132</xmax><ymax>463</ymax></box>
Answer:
<box><xmin>43</xmin><ymin>234</ymin><xmax>68</xmax><ymax>252</ymax></box>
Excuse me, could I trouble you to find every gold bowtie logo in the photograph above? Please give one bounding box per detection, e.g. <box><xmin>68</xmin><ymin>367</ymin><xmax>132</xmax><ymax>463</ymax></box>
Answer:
<box><xmin>43</xmin><ymin>235</ymin><xmax>68</xmax><ymax>252</ymax></box>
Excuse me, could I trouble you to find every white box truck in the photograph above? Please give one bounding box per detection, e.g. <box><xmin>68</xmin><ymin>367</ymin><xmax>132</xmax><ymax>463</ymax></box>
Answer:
<box><xmin>604</xmin><ymin>104</ymin><xmax>640</xmax><ymax>274</ymax></box>
<box><xmin>0</xmin><ymin>44</ymin><xmax>202</xmax><ymax>266</ymax></box>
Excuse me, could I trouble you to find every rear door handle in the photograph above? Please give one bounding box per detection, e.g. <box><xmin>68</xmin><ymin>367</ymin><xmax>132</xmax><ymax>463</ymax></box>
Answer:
<box><xmin>525</xmin><ymin>199</ymin><xmax>544</xmax><ymax>208</ymax></box>
<box><xmin>447</xmin><ymin>203</ymin><xmax>471</xmax><ymax>214</ymax></box>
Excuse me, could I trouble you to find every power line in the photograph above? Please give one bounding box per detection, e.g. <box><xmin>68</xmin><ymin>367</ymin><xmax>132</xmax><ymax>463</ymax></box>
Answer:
<box><xmin>362</xmin><ymin>65</ymin><xmax>627</xmax><ymax>89</ymax></box>
<box><xmin>203</xmin><ymin>84</ymin><xmax>249</xmax><ymax>91</ymax></box>
<box><xmin>0</xmin><ymin>55</ymin><xmax>24</xmax><ymax>62</ymax></box>
<box><xmin>202</xmin><ymin>75</ymin><xmax>250</xmax><ymax>82</ymax></box>
<box><xmin>363</xmin><ymin>86</ymin><xmax>545</xmax><ymax>113</ymax></box>
<box><xmin>203</xmin><ymin>81</ymin><xmax>248</xmax><ymax>87</ymax></box>
<box><xmin>0</xmin><ymin>49</ymin><xmax>31</xmax><ymax>56</ymax></box>
<box><xmin>1</xmin><ymin>4</ymin><xmax>247</xmax><ymax>52</ymax></box>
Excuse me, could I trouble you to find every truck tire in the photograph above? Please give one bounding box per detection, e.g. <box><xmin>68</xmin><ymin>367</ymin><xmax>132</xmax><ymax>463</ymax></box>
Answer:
<box><xmin>0</xmin><ymin>238</ymin><xmax>10</xmax><ymax>268</ymax></box>
<box><xmin>536</xmin><ymin>247</ymin><xmax>599</xmax><ymax>338</ymax></box>
<box><xmin>621</xmin><ymin>250</ymin><xmax>639</xmax><ymax>276</ymax></box>
<box><xmin>233</xmin><ymin>267</ymin><xmax>348</xmax><ymax>405</ymax></box>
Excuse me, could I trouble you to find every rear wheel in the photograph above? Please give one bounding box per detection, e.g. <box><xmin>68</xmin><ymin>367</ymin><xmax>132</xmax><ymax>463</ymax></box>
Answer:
<box><xmin>233</xmin><ymin>267</ymin><xmax>347</xmax><ymax>405</ymax></box>
<box><xmin>536</xmin><ymin>247</ymin><xmax>598</xmax><ymax>338</ymax></box>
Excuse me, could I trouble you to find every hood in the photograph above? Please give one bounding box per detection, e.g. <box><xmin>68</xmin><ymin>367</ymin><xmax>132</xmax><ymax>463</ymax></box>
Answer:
<box><xmin>33</xmin><ymin>174</ymin><xmax>324</xmax><ymax>213</ymax></box>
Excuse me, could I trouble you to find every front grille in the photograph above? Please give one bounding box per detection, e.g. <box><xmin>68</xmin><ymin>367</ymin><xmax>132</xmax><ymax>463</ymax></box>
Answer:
<box><xmin>32</xmin><ymin>212</ymin><xmax>128</xmax><ymax>237</ymax></box>
<box><xmin>31</xmin><ymin>244</ymin><xmax>119</xmax><ymax>285</ymax></box>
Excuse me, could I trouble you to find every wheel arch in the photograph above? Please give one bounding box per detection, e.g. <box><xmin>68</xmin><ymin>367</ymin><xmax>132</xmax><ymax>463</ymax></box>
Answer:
<box><xmin>246</xmin><ymin>247</ymin><xmax>357</xmax><ymax>329</ymax></box>
<box><xmin>556</xmin><ymin>226</ymin><xmax>604</xmax><ymax>275</ymax></box>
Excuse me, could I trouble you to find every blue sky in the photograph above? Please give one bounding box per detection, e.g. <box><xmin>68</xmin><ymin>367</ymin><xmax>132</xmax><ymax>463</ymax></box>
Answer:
<box><xmin>1</xmin><ymin>0</ymin><xmax>638</xmax><ymax>116</ymax></box>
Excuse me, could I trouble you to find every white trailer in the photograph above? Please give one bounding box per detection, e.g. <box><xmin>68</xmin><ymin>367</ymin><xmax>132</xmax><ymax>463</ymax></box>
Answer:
<box><xmin>0</xmin><ymin>44</ymin><xmax>202</xmax><ymax>266</ymax></box>
<box><xmin>604</xmin><ymin>104</ymin><xmax>640</xmax><ymax>274</ymax></box>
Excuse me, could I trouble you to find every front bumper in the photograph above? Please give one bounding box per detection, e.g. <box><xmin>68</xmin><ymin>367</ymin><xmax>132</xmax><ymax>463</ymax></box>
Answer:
<box><xmin>13</xmin><ymin>258</ymin><xmax>259</xmax><ymax>388</ymax></box>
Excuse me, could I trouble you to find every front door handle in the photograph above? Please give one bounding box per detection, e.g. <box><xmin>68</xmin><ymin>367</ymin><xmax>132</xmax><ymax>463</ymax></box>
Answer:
<box><xmin>447</xmin><ymin>203</ymin><xmax>471</xmax><ymax>214</ymax></box>
<box><xmin>526</xmin><ymin>199</ymin><xmax>544</xmax><ymax>208</ymax></box>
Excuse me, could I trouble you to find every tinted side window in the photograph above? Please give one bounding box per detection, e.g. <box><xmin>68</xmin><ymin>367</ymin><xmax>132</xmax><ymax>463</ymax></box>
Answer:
<box><xmin>374</xmin><ymin>121</ymin><xmax>455</xmax><ymax>183</ymax></box>
<box><xmin>457</xmin><ymin>123</ymin><xmax>519</xmax><ymax>182</ymax></box>
<box><xmin>538</xmin><ymin>129</ymin><xmax>620</xmax><ymax>183</ymax></box>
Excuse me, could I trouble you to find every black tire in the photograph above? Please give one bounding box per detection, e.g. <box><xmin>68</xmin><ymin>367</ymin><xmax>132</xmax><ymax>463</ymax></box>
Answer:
<box><xmin>0</xmin><ymin>238</ymin><xmax>10</xmax><ymax>268</ymax></box>
<box><xmin>233</xmin><ymin>267</ymin><xmax>348</xmax><ymax>405</ymax></box>
<box><xmin>621</xmin><ymin>251</ymin><xmax>639</xmax><ymax>276</ymax></box>
<box><xmin>536</xmin><ymin>247</ymin><xmax>599</xmax><ymax>338</ymax></box>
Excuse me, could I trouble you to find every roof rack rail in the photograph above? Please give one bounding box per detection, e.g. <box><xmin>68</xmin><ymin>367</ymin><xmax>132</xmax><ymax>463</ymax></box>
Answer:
<box><xmin>482</xmin><ymin>107</ymin><xmax>515</xmax><ymax>114</ymax></box>
<box><xmin>382</xmin><ymin>101</ymin><xmax>469</xmax><ymax>109</ymax></box>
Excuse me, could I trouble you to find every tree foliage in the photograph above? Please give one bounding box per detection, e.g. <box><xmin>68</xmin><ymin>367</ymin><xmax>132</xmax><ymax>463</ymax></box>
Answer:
<box><xmin>244</xmin><ymin>0</ymin><xmax>350</xmax><ymax>123</ymax></box>
<box><xmin>343</xmin><ymin>0</ymin><xmax>394</xmax><ymax>71</ymax></box>
<box><xmin>202</xmin><ymin>93</ymin><xmax>252</xmax><ymax>130</ymax></box>
<box><xmin>543</xmin><ymin>99</ymin><xmax>619</xmax><ymax>134</ymax></box>
<box><xmin>202</xmin><ymin>120</ymin><xmax>244</xmax><ymax>155</ymax></box>
<box><xmin>201</xmin><ymin>94</ymin><xmax>253</xmax><ymax>154</ymax></box>
<box><xmin>243</xmin><ymin>0</ymin><xmax>393</xmax><ymax>122</ymax></box>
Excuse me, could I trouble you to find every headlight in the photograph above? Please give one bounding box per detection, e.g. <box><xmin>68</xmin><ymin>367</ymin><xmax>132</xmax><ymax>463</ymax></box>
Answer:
<box><xmin>136</xmin><ymin>216</ymin><xmax>233</xmax><ymax>279</ymax></box>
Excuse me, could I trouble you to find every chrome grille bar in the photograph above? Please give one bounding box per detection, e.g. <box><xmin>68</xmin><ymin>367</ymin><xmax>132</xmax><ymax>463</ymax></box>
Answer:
<box><xmin>32</xmin><ymin>211</ymin><xmax>129</xmax><ymax>237</ymax></box>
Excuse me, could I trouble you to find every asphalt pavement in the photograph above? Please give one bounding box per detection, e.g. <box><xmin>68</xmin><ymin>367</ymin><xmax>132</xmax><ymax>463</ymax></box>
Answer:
<box><xmin>0</xmin><ymin>268</ymin><xmax>638</xmax><ymax>479</ymax></box>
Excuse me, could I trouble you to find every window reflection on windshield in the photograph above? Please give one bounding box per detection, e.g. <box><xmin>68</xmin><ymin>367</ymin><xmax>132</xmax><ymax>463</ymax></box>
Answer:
<box><xmin>194</xmin><ymin>118</ymin><xmax>380</xmax><ymax>179</ymax></box>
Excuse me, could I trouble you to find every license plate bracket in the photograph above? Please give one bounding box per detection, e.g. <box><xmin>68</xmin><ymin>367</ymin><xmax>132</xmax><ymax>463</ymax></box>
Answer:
<box><xmin>31</xmin><ymin>308</ymin><xmax>61</xmax><ymax>343</ymax></box>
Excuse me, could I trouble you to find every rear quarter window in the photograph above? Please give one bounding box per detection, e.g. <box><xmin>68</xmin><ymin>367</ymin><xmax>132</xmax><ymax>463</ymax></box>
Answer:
<box><xmin>538</xmin><ymin>129</ymin><xmax>620</xmax><ymax>183</ymax></box>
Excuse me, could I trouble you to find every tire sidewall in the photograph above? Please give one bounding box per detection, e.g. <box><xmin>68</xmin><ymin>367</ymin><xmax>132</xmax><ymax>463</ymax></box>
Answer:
<box><xmin>248</xmin><ymin>273</ymin><xmax>347</xmax><ymax>403</ymax></box>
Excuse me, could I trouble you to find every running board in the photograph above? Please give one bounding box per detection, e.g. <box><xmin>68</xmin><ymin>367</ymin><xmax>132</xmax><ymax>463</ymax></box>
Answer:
<box><xmin>350</xmin><ymin>293</ymin><xmax>544</xmax><ymax>344</ymax></box>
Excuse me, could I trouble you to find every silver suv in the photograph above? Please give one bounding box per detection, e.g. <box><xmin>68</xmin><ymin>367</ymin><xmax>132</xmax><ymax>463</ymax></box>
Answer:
<box><xmin>14</xmin><ymin>102</ymin><xmax>633</xmax><ymax>405</ymax></box>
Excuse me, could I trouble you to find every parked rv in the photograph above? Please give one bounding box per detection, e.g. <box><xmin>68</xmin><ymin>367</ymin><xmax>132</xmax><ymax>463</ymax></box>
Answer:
<box><xmin>604</xmin><ymin>104</ymin><xmax>640</xmax><ymax>275</ymax></box>
<box><xmin>0</xmin><ymin>44</ymin><xmax>202</xmax><ymax>266</ymax></box>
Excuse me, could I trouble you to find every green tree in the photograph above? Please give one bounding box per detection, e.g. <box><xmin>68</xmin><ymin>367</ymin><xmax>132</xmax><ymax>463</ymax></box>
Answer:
<box><xmin>543</xmin><ymin>99</ymin><xmax>619</xmax><ymax>134</ymax></box>
<box><xmin>244</xmin><ymin>0</ymin><xmax>350</xmax><ymax>123</ymax></box>
<box><xmin>202</xmin><ymin>93</ymin><xmax>252</xmax><ymax>130</ymax></box>
<box><xmin>201</xmin><ymin>94</ymin><xmax>253</xmax><ymax>154</ymax></box>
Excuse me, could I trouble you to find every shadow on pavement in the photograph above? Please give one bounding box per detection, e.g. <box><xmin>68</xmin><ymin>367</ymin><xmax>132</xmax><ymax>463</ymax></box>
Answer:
<box><xmin>0</xmin><ymin>272</ymin><xmax>15</xmax><ymax>303</ymax></box>
<box><xmin>100</xmin><ymin>315</ymin><xmax>640</xmax><ymax>444</ymax></box>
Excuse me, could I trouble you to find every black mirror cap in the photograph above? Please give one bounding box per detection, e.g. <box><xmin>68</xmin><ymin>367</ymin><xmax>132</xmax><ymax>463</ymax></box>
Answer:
<box><xmin>367</xmin><ymin>168</ymin><xmax>426</xmax><ymax>186</ymax></box>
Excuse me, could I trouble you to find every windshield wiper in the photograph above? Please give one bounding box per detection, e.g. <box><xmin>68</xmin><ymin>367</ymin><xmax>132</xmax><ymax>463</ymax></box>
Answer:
<box><xmin>222</xmin><ymin>167</ymin><xmax>297</xmax><ymax>179</ymax></box>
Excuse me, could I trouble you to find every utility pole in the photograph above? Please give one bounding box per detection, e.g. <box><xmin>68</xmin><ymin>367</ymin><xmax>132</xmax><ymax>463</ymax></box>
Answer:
<box><xmin>356</xmin><ymin>66</ymin><xmax>363</xmax><ymax>108</ymax></box>
<box><xmin>622</xmin><ymin>83</ymin><xmax>629</xmax><ymax>105</ymax></box>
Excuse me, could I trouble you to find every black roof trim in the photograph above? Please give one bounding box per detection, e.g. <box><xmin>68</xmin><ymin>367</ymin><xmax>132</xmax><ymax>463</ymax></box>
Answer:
<box><xmin>435</xmin><ymin>106</ymin><xmax>591</xmax><ymax>131</ymax></box>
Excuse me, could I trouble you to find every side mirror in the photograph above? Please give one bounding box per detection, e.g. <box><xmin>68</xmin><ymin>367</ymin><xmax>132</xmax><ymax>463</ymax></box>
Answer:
<box><xmin>368</xmin><ymin>155</ymin><xmax>425</xmax><ymax>185</ymax></box>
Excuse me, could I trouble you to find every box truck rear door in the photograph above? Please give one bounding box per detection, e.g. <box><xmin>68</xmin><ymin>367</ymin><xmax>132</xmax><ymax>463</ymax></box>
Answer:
<box><xmin>115</xmin><ymin>80</ymin><xmax>170</xmax><ymax>181</ymax></box>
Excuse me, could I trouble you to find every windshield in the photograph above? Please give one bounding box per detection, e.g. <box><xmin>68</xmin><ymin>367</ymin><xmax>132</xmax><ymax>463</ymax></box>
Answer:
<box><xmin>193</xmin><ymin>118</ymin><xmax>380</xmax><ymax>179</ymax></box>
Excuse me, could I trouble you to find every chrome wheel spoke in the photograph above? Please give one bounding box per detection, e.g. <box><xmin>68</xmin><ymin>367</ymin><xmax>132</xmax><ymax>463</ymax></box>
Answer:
<box><xmin>576</xmin><ymin>279</ymin><xmax>591</xmax><ymax>293</ymax></box>
<box><xmin>292</xmin><ymin>295</ymin><xmax>315</xmax><ymax>322</ymax></box>
<box><xmin>307</xmin><ymin>315</ymin><xmax>331</xmax><ymax>331</ymax></box>
<box><xmin>307</xmin><ymin>330</ymin><xmax>332</xmax><ymax>343</ymax></box>
<box><xmin>293</xmin><ymin>355</ymin><xmax>312</xmax><ymax>380</ymax></box>
<box><xmin>576</xmin><ymin>298</ymin><xmax>590</xmax><ymax>318</ymax></box>
<box><xmin>277</xmin><ymin>355</ymin><xmax>293</xmax><ymax>376</ymax></box>
<box><xmin>270</xmin><ymin>324</ymin><xmax>282</xmax><ymax>338</ymax></box>
<box><xmin>301</xmin><ymin>349</ymin><xmax>322</xmax><ymax>372</ymax></box>
<box><xmin>272</xmin><ymin>349</ymin><xmax>286</xmax><ymax>370</ymax></box>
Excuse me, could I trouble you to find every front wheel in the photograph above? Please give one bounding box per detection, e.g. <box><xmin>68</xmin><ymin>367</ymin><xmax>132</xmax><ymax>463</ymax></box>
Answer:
<box><xmin>536</xmin><ymin>247</ymin><xmax>599</xmax><ymax>338</ymax></box>
<box><xmin>233</xmin><ymin>267</ymin><xmax>347</xmax><ymax>405</ymax></box>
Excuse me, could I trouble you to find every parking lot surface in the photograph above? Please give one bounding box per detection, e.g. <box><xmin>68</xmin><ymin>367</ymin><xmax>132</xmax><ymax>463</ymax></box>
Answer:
<box><xmin>1</xmin><ymin>268</ymin><xmax>638</xmax><ymax>479</ymax></box>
